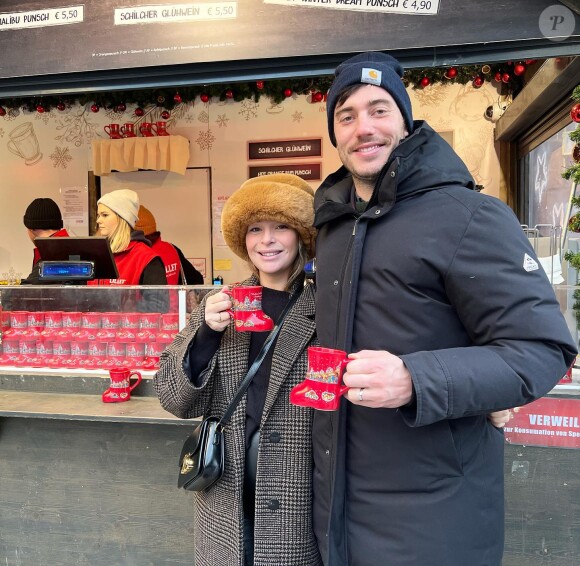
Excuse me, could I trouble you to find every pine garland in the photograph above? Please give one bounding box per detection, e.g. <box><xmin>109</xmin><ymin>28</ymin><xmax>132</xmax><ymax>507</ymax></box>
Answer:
<box><xmin>0</xmin><ymin>61</ymin><xmax>526</xmax><ymax>113</ymax></box>
<box><xmin>562</xmin><ymin>85</ymin><xmax>580</xmax><ymax>185</ymax></box>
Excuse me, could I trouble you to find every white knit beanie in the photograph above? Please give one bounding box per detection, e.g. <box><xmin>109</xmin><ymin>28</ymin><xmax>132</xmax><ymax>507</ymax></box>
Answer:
<box><xmin>98</xmin><ymin>189</ymin><xmax>140</xmax><ymax>228</ymax></box>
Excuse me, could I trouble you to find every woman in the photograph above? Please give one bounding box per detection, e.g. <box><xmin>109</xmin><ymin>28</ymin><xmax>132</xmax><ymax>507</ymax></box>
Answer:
<box><xmin>90</xmin><ymin>189</ymin><xmax>167</xmax><ymax>312</ymax></box>
<box><xmin>154</xmin><ymin>173</ymin><xmax>322</xmax><ymax>566</ymax></box>
<box><xmin>94</xmin><ymin>189</ymin><xmax>166</xmax><ymax>285</ymax></box>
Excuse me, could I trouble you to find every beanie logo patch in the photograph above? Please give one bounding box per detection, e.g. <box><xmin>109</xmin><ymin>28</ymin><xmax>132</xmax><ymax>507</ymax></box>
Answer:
<box><xmin>361</xmin><ymin>68</ymin><xmax>381</xmax><ymax>86</ymax></box>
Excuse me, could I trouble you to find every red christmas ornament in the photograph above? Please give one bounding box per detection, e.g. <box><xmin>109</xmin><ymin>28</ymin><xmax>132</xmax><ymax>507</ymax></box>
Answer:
<box><xmin>444</xmin><ymin>67</ymin><xmax>457</xmax><ymax>79</ymax></box>
<box><xmin>493</xmin><ymin>72</ymin><xmax>502</xmax><ymax>82</ymax></box>
<box><xmin>161</xmin><ymin>110</ymin><xmax>170</xmax><ymax>120</ymax></box>
<box><xmin>0</xmin><ymin>106</ymin><xmax>5</xmax><ymax>117</ymax></box>
<box><xmin>200</xmin><ymin>93</ymin><xmax>210</xmax><ymax>103</ymax></box>
<box><xmin>472</xmin><ymin>76</ymin><xmax>484</xmax><ymax>88</ymax></box>
<box><xmin>314</xmin><ymin>91</ymin><xmax>324</xmax><ymax>103</ymax></box>
<box><xmin>256</xmin><ymin>80</ymin><xmax>264</xmax><ymax>90</ymax></box>
<box><xmin>501</xmin><ymin>72</ymin><xmax>511</xmax><ymax>84</ymax></box>
<box><xmin>513</xmin><ymin>63</ymin><xmax>526</xmax><ymax>76</ymax></box>
<box><xmin>419</xmin><ymin>76</ymin><xmax>431</xmax><ymax>88</ymax></box>
<box><xmin>36</xmin><ymin>104</ymin><xmax>45</xmax><ymax>113</ymax></box>
<box><xmin>284</xmin><ymin>88</ymin><xmax>293</xmax><ymax>98</ymax></box>
<box><xmin>174</xmin><ymin>93</ymin><xmax>182</xmax><ymax>104</ymax></box>
<box><xmin>135</xmin><ymin>107</ymin><xmax>144</xmax><ymax>117</ymax></box>
<box><xmin>56</xmin><ymin>102</ymin><xmax>66</xmax><ymax>111</ymax></box>
<box><xmin>225</xmin><ymin>89</ymin><xmax>234</xmax><ymax>99</ymax></box>
<box><xmin>571</xmin><ymin>103</ymin><xmax>580</xmax><ymax>123</ymax></box>
<box><xmin>116</xmin><ymin>102</ymin><xmax>126</xmax><ymax>112</ymax></box>
<box><xmin>90</xmin><ymin>103</ymin><xmax>100</xmax><ymax>113</ymax></box>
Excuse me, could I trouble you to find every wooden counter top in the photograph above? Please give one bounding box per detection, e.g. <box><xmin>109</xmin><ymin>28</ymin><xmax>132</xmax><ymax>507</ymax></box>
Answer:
<box><xmin>0</xmin><ymin>390</ymin><xmax>196</xmax><ymax>425</ymax></box>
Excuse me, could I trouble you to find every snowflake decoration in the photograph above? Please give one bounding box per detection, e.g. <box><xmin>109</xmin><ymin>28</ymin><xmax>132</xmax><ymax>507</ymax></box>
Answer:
<box><xmin>239</xmin><ymin>100</ymin><xmax>259</xmax><ymax>121</ymax></box>
<box><xmin>185</xmin><ymin>113</ymin><xmax>195</xmax><ymax>123</ymax></box>
<box><xmin>35</xmin><ymin>112</ymin><xmax>53</xmax><ymax>125</ymax></box>
<box><xmin>413</xmin><ymin>83</ymin><xmax>448</xmax><ymax>107</ymax></box>
<box><xmin>50</xmin><ymin>146</ymin><xmax>73</xmax><ymax>169</ymax></box>
<box><xmin>196</xmin><ymin>129</ymin><xmax>216</xmax><ymax>151</ymax></box>
<box><xmin>292</xmin><ymin>111</ymin><xmax>303</xmax><ymax>123</ymax></box>
<box><xmin>216</xmin><ymin>114</ymin><xmax>229</xmax><ymax>128</ymax></box>
<box><xmin>198</xmin><ymin>111</ymin><xmax>209</xmax><ymax>124</ymax></box>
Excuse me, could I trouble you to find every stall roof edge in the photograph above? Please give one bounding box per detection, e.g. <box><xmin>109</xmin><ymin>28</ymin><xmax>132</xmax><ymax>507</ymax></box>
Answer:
<box><xmin>0</xmin><ymin>39</ymin><xmax>578</xmax><ymax>98</ymax></box>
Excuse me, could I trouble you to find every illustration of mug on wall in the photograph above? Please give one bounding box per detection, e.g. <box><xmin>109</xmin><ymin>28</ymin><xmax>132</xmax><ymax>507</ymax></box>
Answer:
<box><xmin>7</xmin><ymin>122</ymin><xmax>43</xmax><ymax>165</ymax></box>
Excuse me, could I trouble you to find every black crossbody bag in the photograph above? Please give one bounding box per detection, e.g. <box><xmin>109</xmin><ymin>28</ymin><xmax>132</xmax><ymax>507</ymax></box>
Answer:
<box><xmin>177</xmin><ymin>288</ymin><xmax>301</xmax><ymax>491</ymax></box>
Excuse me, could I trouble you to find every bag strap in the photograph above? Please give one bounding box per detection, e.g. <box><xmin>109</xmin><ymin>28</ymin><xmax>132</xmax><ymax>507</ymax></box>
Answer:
<box><xmin>218</xmin><ymin>286</ymin><xmax>302</xmax><ymax>428</ymax></box>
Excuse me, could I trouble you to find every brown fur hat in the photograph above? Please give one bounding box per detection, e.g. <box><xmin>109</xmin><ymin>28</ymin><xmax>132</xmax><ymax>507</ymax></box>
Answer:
<box><xmin>221</xmin><ymin>173</ymin><xmax>316</xmax><ymax>261</ymax></box>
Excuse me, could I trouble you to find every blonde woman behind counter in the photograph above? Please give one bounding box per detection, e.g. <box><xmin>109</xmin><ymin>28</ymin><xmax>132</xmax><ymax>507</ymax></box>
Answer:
<box><xmin>91</xmin><ymin>189</ymin><xmax>167</xmax><ymax>286</ymax></box>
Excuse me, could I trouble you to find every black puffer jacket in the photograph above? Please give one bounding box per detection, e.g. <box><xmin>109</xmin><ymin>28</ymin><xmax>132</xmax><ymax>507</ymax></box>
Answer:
<box><xmin>312</xmin><ymin>122</ymin><xmax>576</xmax><ymax>566</ymax></box>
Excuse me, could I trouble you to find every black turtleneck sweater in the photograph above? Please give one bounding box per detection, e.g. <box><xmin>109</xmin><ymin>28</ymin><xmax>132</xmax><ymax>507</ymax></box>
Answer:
<box><xmin>185</xmin><ymin>286</ymin><xmax>290</xmax><ymax>443</ymax></box>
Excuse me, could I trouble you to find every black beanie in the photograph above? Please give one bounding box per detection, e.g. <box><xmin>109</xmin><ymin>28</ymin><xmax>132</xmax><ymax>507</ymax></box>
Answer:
<box><xmin>23</xmin><ymin>198</ymin><xmax>63</xmax><ymax>230</ymax></box>
<box><xmin>326</xmin><ymin>52</ymin><xmax>414</xmax><ymax>147</ymax></box>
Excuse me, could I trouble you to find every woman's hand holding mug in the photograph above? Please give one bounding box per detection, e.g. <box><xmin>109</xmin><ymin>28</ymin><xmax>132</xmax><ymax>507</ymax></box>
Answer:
<box><xmin>205</xmin><ymin>287</ymin><xmax>232</xmax><ymax>332</ymax></box>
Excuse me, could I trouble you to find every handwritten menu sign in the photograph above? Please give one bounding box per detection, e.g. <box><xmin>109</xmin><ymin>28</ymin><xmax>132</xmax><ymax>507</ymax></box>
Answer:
<box><xmin>0</xmin><ymin>6</ymin><xmax>84</xmax><ymax>30</ymax></box>
<box><xmin>248</xmin><ymin>139</ymin><xmax>322</xmax><ymax>161</ymax></box>
<box><xmin>249</xmin><ymin>163</ymin><xmax>321</xmax><ymax>181</ymax></box>
<box><xmin>264</xmin><ymin>0</ymin><xmax>440</xmax><ymax>16</ymax></box>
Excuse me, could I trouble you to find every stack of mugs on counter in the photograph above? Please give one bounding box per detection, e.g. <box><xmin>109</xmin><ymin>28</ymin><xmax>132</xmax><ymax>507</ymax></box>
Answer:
<box><xmin>0</xmin><ymin>310</ymin><xmax>178</xmax><ymax>370</ymax></box>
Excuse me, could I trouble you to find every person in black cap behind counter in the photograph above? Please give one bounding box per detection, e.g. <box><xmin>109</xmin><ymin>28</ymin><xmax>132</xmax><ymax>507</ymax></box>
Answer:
<box><xmin>21</xmin><ymin>197</ymin><xmax>69</xmax><ymax>284</ymax></box>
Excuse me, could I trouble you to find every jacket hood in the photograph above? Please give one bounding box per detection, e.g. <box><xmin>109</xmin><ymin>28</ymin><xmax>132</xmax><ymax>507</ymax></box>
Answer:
<box><xmin>315</xmin><ymin>121</ymin><xmax>475</xmax><ymax>224</ymax></box>
<box><xmin>130</xmin><ymin>229</ymin><xmax>152</xmax><ymax>246</ymax></box>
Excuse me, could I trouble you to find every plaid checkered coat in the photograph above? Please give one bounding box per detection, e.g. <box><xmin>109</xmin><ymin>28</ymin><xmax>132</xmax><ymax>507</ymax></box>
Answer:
<box><xmin>154</xmin><ymin>277</ymin><xmax>322</xmax><ymax>566</ymax></box>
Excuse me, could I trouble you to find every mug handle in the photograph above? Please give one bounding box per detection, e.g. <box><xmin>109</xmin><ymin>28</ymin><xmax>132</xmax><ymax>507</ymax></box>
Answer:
<box><xmin>338</xmin><ymin>359</ymin><xmax>350</xmax><ymax>396</ymax></box>
<box><xmin>7</xmin><ymin>141</ymin><xmax>22</xmax><ymax>158</ymax></box>
<box><xmin>129</xmin><ymin>371</ymin><xmax>142</xmax><ymax>391</ymax></box>
<box><xmin>104</xmin><ymin>125</ymin><xmax>111</xmax><ymax>135</ymax></box>
<box><xmin>120</xmin><ymin>125</ymin><xmax>127</xmax><ymax>135</ymax></box>
<box><xmin>223</xmin><ymin>287</ymin><xmax>234</xmax><ymax>319</ymax></box>
<box><xmin>150</xmin><ymin>123</ymin><xmax>158</xmax><ymax>135</ymax></box>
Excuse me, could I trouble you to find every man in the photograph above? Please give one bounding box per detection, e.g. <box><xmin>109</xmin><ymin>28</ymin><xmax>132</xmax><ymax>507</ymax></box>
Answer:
<box><xmin>21</xmin><ymin>197</ymin><xmax>69</xmax><ymax>284</ymax></box>
<box><xmin>135</xmin><ymin>205</ymin><xmax>204</xmax><ymax>285</ymax></box>
<box><xmin>312</xmin><ymin>52</ymin><xmax>576</xmax><ymax>566</ymax></box>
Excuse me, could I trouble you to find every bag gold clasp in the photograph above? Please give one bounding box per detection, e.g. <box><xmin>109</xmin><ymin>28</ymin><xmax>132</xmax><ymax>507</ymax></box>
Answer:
<box><xmin>180</xmin><ymin>454</ymin><xmax>194</xmax><ymax>475</ymax></box>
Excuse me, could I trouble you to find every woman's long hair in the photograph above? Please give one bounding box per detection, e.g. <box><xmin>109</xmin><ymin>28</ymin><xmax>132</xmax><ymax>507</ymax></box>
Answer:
<box><xmin>106</xmin><ymin>214</ymin><xmax>132</xmax><ymax>254</ymax></box>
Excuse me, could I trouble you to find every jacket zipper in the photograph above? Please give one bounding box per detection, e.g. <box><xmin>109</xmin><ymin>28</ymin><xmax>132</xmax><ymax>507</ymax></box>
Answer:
<box><xmin>334</xmin><ymin>215</ymin><xmax>360</xmax><ymax>346</ymax></box>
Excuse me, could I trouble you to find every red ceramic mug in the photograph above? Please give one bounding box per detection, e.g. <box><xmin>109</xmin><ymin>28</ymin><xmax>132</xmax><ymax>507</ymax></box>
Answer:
<box><xmin>139</xmin><ymin>122</ymin><xmax>154</xmax><ymax>137</ymax></box>
<box><xmin>104</xmin><ymin>124</ymin><xmax>122</xmax><ymax>139</ymax></box>
<box><xmin>151</xmin><ymin>121</ymin><xmax>169</xmax><ymax>136</ymax></box>
<box><xmin>120</xmin><ymin>123</ymin><xmax>137</xmax><ymax>138</ymax></box>
<box><xmin>224</xmin><ymin>285</ymin><xmax>274</xmax><ymax>332</ymax></box>
<box><xmin>102</xmin><ymin>367</ymin><xmax>142</xmax><ymax>403</ymax></box>
<box><xmin>290</xmin><ymin>346</ymin><xmax>350</xmax><ymax>411</ymax></box>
